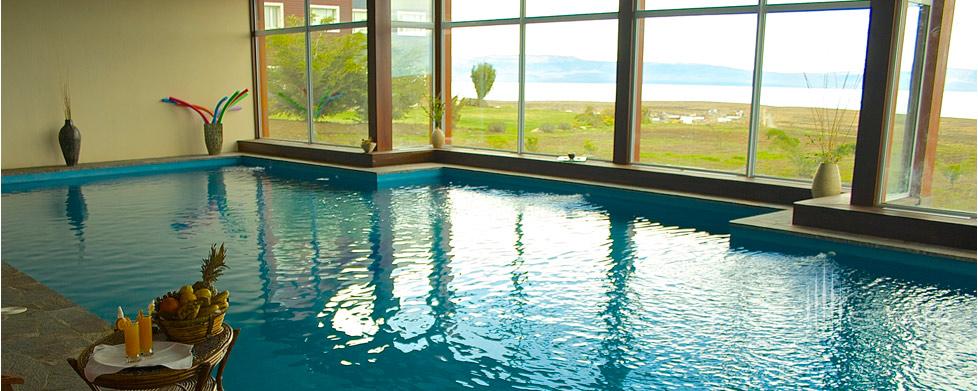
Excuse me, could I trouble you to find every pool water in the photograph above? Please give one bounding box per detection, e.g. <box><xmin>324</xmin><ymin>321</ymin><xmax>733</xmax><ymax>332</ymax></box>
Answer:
<box><xmin>2</xmin><ymin>159</ymin><xmax>975</xmax><ymax>390</ymax></box>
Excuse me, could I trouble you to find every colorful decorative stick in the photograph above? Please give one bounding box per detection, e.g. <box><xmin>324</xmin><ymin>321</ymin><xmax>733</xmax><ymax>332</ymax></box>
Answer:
<box><xmin>162</xmin><ymin>89</ymin><xmax>248</xmax><ymax>125</ymax></box>
<box><xmin>212</xmin><ymin>96</ymin><xmax>229</xmax><ymax>124</ymax></box>
<box><xmin>217</xmin><ymin>90</ymin><xmax>249</xmax><ymax>124</ymax></box>
<box><xmin>162</xmin><ymin>98</ymin><xmax>215</xmax><ymax>118</ymax></box>
<box><xmin>163</xmin><ymin>98</ymin><xmax>240</xmax><ymax>116</ymax></box>
<box><xmin>165</xmin><ymin>97</ymin><xmax>210</xmax><ymax>124</ymax></box>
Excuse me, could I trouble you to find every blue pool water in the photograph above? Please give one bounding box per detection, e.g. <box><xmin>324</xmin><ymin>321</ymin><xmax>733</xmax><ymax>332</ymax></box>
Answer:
<box><xmin>2</xmin><ymin>158</ymin><xmax>975</xmax><ymax>390</ymax></box>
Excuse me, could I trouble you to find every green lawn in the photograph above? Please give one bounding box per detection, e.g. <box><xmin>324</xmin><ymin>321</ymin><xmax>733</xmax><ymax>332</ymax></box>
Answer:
<box><xmin>264</xmin><ymin>100</ymin><xmax>976</xmax><ymax>212</ymax></box>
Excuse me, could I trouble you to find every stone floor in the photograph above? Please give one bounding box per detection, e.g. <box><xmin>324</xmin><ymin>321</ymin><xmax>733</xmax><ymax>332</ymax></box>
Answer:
<box><xmin>1</xmin><ymin>262</ymin><xmax>111</xmax><ymax>391</ymax></box>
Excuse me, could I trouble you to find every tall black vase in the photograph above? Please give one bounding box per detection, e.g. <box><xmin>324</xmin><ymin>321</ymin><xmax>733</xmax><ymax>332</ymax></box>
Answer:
<box><xmin>58</xmin><ymin>119</ymin><xmax>81</xmax><ymax>166</ymax></box>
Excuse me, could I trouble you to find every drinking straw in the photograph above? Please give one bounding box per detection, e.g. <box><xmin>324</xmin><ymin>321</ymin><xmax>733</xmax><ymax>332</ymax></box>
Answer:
<box><xmin>166</xmin><ymin>97</ymin><xmax>210</xmax><ymax>124</ymax></box>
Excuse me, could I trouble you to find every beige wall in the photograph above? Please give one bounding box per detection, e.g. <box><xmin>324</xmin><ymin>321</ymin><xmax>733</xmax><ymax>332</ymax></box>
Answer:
<box><xmin>1</xmin><ymin>0</ymin><xmax>255</xmax><ymax>169</ymax></box>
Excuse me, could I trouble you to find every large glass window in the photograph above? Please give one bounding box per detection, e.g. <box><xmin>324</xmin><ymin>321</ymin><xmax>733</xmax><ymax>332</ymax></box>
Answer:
<box><xmin>524</xmin><ymin>20</ymin><xmax>618</xmax><ymax>160</ymax></box>
<box><xmin>882</xmin><ymin>0</ymin><xmax>976</xmax><ymax>214</ymax></box>
<box><xmin>392</xmin><ymin>0</ymin><xmax>434</xmax><ymax>149</ymax></box>
<box><xmin>635</xmin><ymin>14</ymin><xmax>756</xmax><ymax>172</ymax></box>
<box><xmin>253</xmin><ymin>1</ymin><xmax>973</xmax><ymax>210</ymax></box>
<box><xmin>260</xmin><ymin>33</ymin><xmax>308</xmax><ymax>141</ymax></box>
<box><xmin>445</xmin><ymin>25</ymin><xmax>520</xmax><ymax>152</ymax></box>
<box><xmin>310</xmin><ymin>28</ymin><xmax>368</xmax><ymax>146</ymax></box>
<box><xmin>256</xmin><ymin>0</ymin><xmax>369</xmax><ymax>146</ymax></box>
<box><xmin>755</xmin><ymin>9</ymin><xmax>869</xmax><ymax>183</ymax></box>
<box><xmin>443</xmin><ymin>3</ymin><xmax>618</xmax><ymax>158</ymax></box>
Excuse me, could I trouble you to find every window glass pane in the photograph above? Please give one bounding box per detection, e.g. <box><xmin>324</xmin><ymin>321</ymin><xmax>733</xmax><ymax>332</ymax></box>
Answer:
<box><xmin>446</xmin><ymin>25</ymin><xmax>520</xmax><ymax>152</ymax></box>
<box><xmin>524</xmin><ymin>20</ymin><xmax>618</xmax><ymax>160</ymax></box>
<box><xmin>310</xmin><ymin>28</ymin><xmax>368</xmax><ymax>147</ymax></box>
<box><xmin>882</xmin><ymin>3</ymin><xmax>927</xmax><ymax>199</ymax></box>
<box><xmin>259</xmin><ymin>0</ymin><xmax>304</xmax><ymax>29</ymax></box>
<box><xmin>642</xmin><ymin>0</ymin><xmax>756</xmax><ymax>10</ymax></box>
<box><xmin>392</xmin><ymin>0</ymin><xmax>434</xmax><ymax>149</ymax></box>
<box><xmin>309</xmin><ymin>5</ymin><xmax>341</xmax><ymax>25</ymax></box>
<box><xmin>928</xmin><ymin>1</ymin><xmax>976</xmax><ymax>212</ymax></box>
<box><xmin>526</xmin><ymin>0</ymin><xmax>617</xmax><ymax>17</ymax></box>
<box><xmin>260</xmin><ymin>33</ymin><xmax>309</xmax><ymax>141</ymax></box>
<box><xmin>883</xmin><ymin>1</ymin><xmax>977</xmax><ymax>213</ymax></box>
<box><xmin>635</xmin><ymin>14</ymin><xmax>756</xmax><ymax>172</ymax></box>
<box><xmin>766</xmin><ymin>0</ymin><xmax>862</xmax><ymax>4</ymax></box>
<box><xmin>447</xmin><ymin>0</ymin><xmax>520</xmax><ymax>22</ymax></box>
<box><xmin>353</xmin><ymin>8</ymin><xmax>368</xmax><ymax>33</ymax></box>
<box><xmin>310</xmin><ymin>0</ymin><xmax>365</xmax><ymax>25</ymax></box>
<box><xmin>756</xmin><ymin>9</ymin><xmax>868</xmax><ymax>184</ymax></box>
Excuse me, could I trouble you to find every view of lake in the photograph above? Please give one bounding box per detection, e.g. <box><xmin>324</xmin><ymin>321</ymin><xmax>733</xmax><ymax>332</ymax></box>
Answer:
<box><xmin>452</xmin><ymin>82</ymin><xmax>978</xmax><ymax>119</ymax></box>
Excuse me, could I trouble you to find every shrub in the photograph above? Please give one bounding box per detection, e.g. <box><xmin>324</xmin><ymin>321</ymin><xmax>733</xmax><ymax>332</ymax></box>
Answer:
<box><xmin>470</xmin><ymin>62</ymin><xmax>496</xmax><ymax>106</ymax></box>
<box><xmin>450</xmin><ymin>96</ymin><xmax>465</xmax><ymax>124</ymax></box>
<box><xmin>574</xmin><ymin>106</ymin><xmax>604</xmax><ymax>129</ymax></box>
<box><xmin>486</xmin><ymin>134</ymin><xmax>509</xmax><ymax>149</ymax></box>
<box><xmin>582</xmin><ymin>140</ymin><xmax>597</xmax><ymax>154</ymax></box>
<box><xmin>526</xmin><ymin>135</ymin><xmax>539</xmax><ymax>152</ymax></box>
<box><xmin>487</xmin><ymin>122</ymin><xmax>506</xmax><ymax>133</ymax></box>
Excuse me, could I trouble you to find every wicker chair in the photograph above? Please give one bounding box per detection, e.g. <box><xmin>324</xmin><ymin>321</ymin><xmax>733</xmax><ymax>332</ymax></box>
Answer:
<box><xmin>2</xmin><ymin>375</ymin><xmax>24</xmax><ymax>391</ymax></box>
<box><xmin>66</xmin><ymin>329</ymin><xmax>239</xmax><ymax>391</ymax></box>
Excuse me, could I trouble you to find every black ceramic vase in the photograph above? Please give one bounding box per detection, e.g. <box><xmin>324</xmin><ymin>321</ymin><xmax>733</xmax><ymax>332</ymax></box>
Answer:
<box><xmin>58</xmin><ymin>120</ymin><xmax>81</xmax><ymax>166</ymax></box>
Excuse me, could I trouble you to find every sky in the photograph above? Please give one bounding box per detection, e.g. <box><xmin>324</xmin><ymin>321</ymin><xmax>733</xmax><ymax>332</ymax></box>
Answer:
<box><xmin>450</xmin><ymin>1</ymin><xmax>977</xmax><ymax>75</ymax></box>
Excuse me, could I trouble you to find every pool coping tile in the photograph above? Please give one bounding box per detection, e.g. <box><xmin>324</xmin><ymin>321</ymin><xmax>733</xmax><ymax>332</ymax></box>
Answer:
<box><xmin>1</xmin><ymin>262</ymin><xmax>112</xmax><ymax>391</ymax></box>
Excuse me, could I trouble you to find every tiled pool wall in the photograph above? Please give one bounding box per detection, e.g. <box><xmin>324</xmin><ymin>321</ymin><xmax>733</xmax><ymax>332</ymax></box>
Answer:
<box><xmin>3</xmin><ymin>155</ymin><xmax>973</xmax><ymax>278</ymax></box>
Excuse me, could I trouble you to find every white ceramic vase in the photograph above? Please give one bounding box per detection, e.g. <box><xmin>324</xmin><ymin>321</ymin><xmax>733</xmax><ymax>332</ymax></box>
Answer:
<box><xmin>811</xmin><ymin>162</ymin><xmax>842</xmax><ymax>198</ymax></box>
<box><xmin>431</xmin><ymin>128</ymin><xmax>446</xmax><ymax>149</ymax></box>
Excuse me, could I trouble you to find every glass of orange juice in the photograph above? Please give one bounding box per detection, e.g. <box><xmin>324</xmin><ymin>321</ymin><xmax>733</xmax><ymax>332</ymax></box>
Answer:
<box><xmin>122</xmin><ymin>318</ymin><xmax>141</xmax><ymax>363</ymax></box>
<box><xmin>138</xmin><ymin>310</ymin><xmax>153</xmax><ymax>357</ymax></box>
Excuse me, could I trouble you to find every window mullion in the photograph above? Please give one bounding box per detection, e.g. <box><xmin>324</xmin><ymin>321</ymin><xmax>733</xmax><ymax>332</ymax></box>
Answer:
<box><xmin>746</xmin><ymin>2</ymin><xmax>767</xmax><ymax>177</ymax></box>
<box><xmin>612</xmin><ymin>0</ymin><xmax>638</xmax><ymax>164</ymax></box>
<box><xmin>517</xmin><ymin>0</ymin><xmax>527</xmax><ymax>154</ymax></box>
<box><xmin>304</xmin><ymin>0</ymin><xmax>315</xmax><ymax>143</ymax></box>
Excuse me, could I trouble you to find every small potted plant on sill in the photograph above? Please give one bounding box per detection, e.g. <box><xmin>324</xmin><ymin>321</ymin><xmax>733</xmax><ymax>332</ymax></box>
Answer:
<box><xmin>806</xmin><ymin>73</ymin><xmax>857</xmax><ymax>198</ymax></box>
<box><xmin>361</xmin><ymin>138</ymin><xmax>376</xmax><ymax>153</ymax></box>
<box><xmin>422</xmin><ymin>93</ymin><xmax>447</xmax><ymax>149</ymax></box>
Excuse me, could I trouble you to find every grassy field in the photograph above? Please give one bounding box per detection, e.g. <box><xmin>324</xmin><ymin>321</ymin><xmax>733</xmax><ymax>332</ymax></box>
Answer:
<box><xmin>265</xmin><ymin>100</ymin><xmax>976</xmax><ymax>212</ymax></box>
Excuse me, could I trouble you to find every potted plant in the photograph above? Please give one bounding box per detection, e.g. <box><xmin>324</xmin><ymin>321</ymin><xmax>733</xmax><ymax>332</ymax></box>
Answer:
<box><xmin>422</xmin><ymin>93</ymin><xmax>446</xmax><ymax>149</ymax></box>
<box><xmin>361</xmin><ymin>138</ymin><xmax>376</xmax><ymax>153</ymax></box>
<box><xmin>806</xmin><ymin>73</ymin><xmax>857</xmax><ymax>198</ymax></box>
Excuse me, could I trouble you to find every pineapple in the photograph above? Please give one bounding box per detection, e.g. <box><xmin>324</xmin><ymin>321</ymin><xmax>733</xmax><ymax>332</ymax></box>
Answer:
<box><xmin>192</xmin><ymin>243</ymin><xmax>228</xmax><ymax>292</ymax></box>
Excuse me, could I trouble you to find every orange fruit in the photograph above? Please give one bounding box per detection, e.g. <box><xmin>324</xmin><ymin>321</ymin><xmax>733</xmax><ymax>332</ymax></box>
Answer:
<box><xmin>159</xmin><ymin>297</ymin><xmax>179</xmax><ymax>314</ymax></box>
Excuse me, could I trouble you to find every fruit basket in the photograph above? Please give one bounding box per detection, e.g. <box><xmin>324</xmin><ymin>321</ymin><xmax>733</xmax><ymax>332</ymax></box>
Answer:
<box><xmin>153</xmin><ymin>244</ymin><xmax>230</xmax><ymax>344</ymax></box>
<box><xmin>154</xmin><ymin>293</ymin><xmax>227</xmax><ymax>344</ymax></box>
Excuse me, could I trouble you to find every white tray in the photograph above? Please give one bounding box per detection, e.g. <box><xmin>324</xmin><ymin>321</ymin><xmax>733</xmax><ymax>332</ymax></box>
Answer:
<box><xmin>85</xmin><ymin>341</ymin><xmax>194</xmax><ymax>381</ymax></box>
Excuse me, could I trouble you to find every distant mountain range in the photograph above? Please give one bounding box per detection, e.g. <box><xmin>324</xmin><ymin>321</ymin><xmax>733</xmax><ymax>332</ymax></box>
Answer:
<box><xmin>450</xmin><ymin>55</ymin><xmax>977</xmax><ymax>92</ymax></box>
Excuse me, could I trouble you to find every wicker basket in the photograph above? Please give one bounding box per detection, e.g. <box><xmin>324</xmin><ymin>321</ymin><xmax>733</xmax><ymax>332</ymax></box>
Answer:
<box><xmin>154</xmin><ymin>293</ymin><xmax>228</xmax><ymax>344</ymax></box>
<box><xmin>156</xmin><ymin>309</ymin><xmax>226</xmax><ymax>344</ymax></box>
